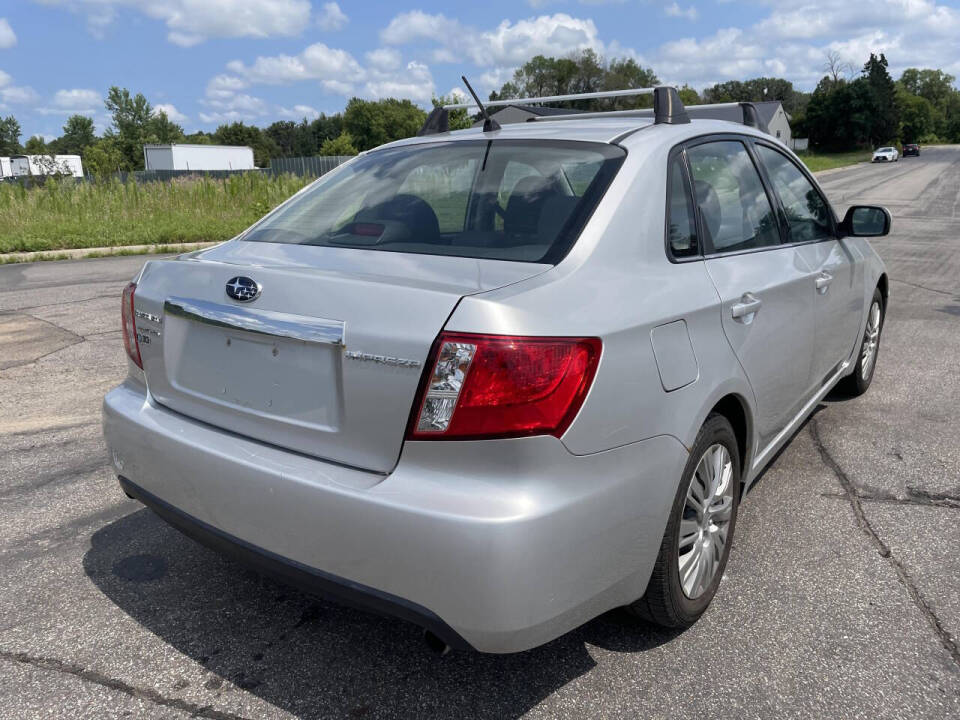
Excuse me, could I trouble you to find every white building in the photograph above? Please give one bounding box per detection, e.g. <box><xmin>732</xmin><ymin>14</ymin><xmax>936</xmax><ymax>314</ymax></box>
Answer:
<box><xmin>143</xmin><ymin>144</ymin><xmax>255</xmax><ymax>171</ymax></box>
<box><xmin>8</xmin><ymin>155</ymin><xmax>84</xmax><ymax>178</ymax></box>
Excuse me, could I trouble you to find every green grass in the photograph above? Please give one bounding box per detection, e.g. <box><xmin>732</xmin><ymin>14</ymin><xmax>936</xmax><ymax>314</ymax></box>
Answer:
<box><xmin>0</xmin><ymin>173</ymin><xmax>314</xmax><ymax>254</ymax></box>
<box><xmin>794</xmin><ymin>150</ymin><xmax>873</xmax><ymax>173</ymax></box>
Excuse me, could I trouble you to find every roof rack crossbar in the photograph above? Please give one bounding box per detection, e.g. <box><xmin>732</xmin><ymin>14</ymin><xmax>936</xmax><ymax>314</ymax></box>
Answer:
<box><xmin>442</xmin><ymin>86</ymin><xmax>657</xmax><ymax>110</ymax></box>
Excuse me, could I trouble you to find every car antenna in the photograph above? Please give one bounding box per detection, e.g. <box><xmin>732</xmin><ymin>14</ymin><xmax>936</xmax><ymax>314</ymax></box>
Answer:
<box><xmin>461</xmin><ymin>75</ymin><xmax>500</xmax><ymax>132</ymax></box>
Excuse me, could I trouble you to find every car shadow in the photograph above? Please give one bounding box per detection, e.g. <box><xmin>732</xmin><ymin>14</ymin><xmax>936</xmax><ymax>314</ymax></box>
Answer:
<box><xmin>84</xmin><ymin>508</ymin><xmax>682</xmax><ymax>719</ymax></box>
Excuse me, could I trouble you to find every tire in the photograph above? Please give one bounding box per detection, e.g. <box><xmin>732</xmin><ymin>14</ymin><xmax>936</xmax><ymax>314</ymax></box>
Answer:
<box><xmin>836</xmin><ymin>287</ymin><xmax>884</xmax><ymax>397</ymax></box>
<box><xmin>627</xmin><ymin>414</ymin><xmax>740</xmax><ymax>628</ymax></box>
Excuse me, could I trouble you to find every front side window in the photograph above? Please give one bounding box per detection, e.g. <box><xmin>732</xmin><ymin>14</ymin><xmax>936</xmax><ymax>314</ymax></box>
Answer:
<box><xmin>243</xmin><ymin>140</ymin><xmax>625</xmax><ymax>264</ymax></box>
<box><xmin>686</xmin><ymin>140</ymin><xmax>781</xmax><ymax>253</ymax></box>
<box><xmin>666</xmin><ymin>154</ymin><xmax>698</xmax><ymax>258</ymax></box>
<box><xmin>755</xmin><ymin>145</ymin><xmax>833</xmax><ymax>243</ymax></box>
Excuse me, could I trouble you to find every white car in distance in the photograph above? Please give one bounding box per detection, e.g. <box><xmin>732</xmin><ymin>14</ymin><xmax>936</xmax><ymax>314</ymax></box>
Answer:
<box><xmin>872</xmin><ymin>146</ymin><xmax>899</xmax><ymax>163</ymax></box>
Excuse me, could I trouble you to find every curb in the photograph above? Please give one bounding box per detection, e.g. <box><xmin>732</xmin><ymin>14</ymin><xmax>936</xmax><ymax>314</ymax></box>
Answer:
<box><xmin>0</xmin><ymin>242</ymin><xmax>220</xmax><ymax>266</ymax></box>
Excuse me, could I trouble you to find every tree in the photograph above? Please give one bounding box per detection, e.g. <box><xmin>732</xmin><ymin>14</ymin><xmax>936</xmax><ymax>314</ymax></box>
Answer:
<box><xmin>58</xmin><ymin>115</ymin><xmax>97</xmax><ymax>155</ymax></box>
<box><xmin>677</xmin><ymin>85</ymin><xmax>701</xmax><ymax>106</ymax></box>
<box><xmin>212</xmin><ymin>121</ymin><xmax>279</xmax><ymax>167</ymax></box>
<box><xmin>862</xmin><ymin>53</ymin><xmax>900</xmax><ymax>146</ymax></box>
<box><xmin>318</xmin><ymin>132</ymin><xmax>358</xmax><ymax>156</ymax></box>
<box><xmin>899</xmin><ymin>68</ymin><xmax>956</xmax><ymax>110</ymax></box>
<box><xmin>83</xmin><ymin>138</ymin><xmax>125</xmax><ymax>178</ymax></box>
<box><xmin>342</xmin><ymin>98</ymin><xmax>426</xmax><ymax>151</ymax></box>
<box><xmin>0</xmin><ymin>115</ymin><xmax>23</xmax><ymax>155</ymax></box>
<box><xmin>490</xmin><ymin>51</ymin><xmax>658</xmax><ymax>111</ymax></box>
<box><xmin>147</xmin><ymin>110</ymin><xmax>185</xmax><ymax>144</ymax></box>
<box><xmin>104</xmin><ymin>86</ymin><xmax>154</xmax><ymax>170</ymax></box>
<box><xmin>432</xmin><ymin>95</ymin><xmax>472</xmax><ymax>131</ymax></box>
<box><xmin>897</xmin><ymin>87</ymin><xmax>937</xmax><ymax>142</ymax></box>
<box><xmin>24</xmin><ymin>135</ymin><xmax>48</xmax><ymax>154</ymax></box>
<box><xmin>823</xmin><ymin>50</ymin><xmax>853</xmax><ymax>84</ymax></box>
<box><xmin>603</xmin><ymin>58</ymin><xmax>658</xmax><ymax>109</ymax></box>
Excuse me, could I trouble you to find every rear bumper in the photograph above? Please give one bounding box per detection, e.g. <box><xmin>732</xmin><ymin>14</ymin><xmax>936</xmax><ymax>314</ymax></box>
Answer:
<box><xmin>103</xmin><ymin>382</ymin><xmax>687</xmax><ymax>653</ymax></box>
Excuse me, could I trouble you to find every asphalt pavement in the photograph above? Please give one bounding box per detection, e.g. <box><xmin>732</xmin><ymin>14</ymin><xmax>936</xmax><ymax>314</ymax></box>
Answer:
<box><xmin>1</xmin><ymin>147</ymin><xmax>959</xmax><ymax>719</ymax></box>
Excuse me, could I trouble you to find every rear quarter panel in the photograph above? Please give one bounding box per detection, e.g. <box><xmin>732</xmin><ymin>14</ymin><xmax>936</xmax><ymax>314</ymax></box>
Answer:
<box><xmin>446</xmin><ymin>128</ymin><xmax>756</xmax><ymax>460</ymax></box>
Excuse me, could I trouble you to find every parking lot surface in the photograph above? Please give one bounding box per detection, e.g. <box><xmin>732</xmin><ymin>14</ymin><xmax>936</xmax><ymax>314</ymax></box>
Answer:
<box><xmin>1</xmin><ymin>147</ymin><xmax>959</xmax><ymax>719</ymax></box>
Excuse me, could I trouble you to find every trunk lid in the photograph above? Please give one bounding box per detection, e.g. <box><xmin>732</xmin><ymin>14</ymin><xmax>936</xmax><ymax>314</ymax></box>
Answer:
<box><xmin>132</xmin><ymin>241</ymin><xmax>548</xmax><ymax>473</ymax></box>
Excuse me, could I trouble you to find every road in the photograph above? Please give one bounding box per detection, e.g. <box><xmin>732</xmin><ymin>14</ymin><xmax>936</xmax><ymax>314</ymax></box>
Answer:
<box><xmin>1</xmin><ymin>147</ymin><xmax>959</xmax><ymax>719</ymax></box>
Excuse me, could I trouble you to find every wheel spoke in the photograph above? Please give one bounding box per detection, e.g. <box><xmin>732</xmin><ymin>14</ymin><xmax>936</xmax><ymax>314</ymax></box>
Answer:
<box><xmin>708</xmin><ymin>496</ymin><xmax>733</xmax><ymax>525</ymax></box>
<box><xmin>678</xmin><ymin>517</ymin><xmax>700</xmax><ymax>548</ymax></box>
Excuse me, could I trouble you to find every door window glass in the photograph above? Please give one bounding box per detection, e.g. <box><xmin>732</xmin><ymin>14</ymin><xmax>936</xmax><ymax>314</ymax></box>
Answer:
<box><xmin>755</xmin><ymin>145</ymin><xmax>833</xmax><ymax>243</ymax></box>
<box><xmin>686</xmin><ymin>141</ymin><xmax>780</xmax><ymax>253</ymax></box>
<box><xmin>667</xmin><ymin>155</ymin><xmax>698</xmax><ymax>257</ymax></box>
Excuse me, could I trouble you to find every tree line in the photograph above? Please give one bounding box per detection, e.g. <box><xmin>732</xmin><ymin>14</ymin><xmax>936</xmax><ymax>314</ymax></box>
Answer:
<box><xmin>490</xmin><ymin>50</ymin><xmax>960</xmax><ymax>150</ymax></box>
<box><xmin>0</xmin><ymin>90</ymin><xmax>435</xmax><ymax>175</ymax></box>
<box><xmin>1</xmin><ymin>50</ymin><xmax>957</xmax><ymax>174</ymax></box>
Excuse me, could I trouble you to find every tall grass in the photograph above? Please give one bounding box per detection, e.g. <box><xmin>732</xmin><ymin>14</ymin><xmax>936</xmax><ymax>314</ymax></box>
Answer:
<box><xmin>0</xmin><ymin>173</ymin><xmax>314</xmax><ymax>254</ymax></box>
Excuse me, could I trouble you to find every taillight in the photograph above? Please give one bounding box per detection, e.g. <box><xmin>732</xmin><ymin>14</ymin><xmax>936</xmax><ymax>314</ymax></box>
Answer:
<box><xmin>121</xmin><ymin>282</ymin><xmax>142</xmax><ymax>369</ymax></box>
<box><xmin>408</xmin><ymin>333</ymin><xmax>601</xmax><ymax>440</ymax></box>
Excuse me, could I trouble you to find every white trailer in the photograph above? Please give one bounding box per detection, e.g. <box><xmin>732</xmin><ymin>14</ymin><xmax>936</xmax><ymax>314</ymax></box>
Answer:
<box><xmin>9</xmin><ymin>155</ymin><xmax>84</xmax><ymax>178</ymax></box>
<box><xmin>143</xmin><ymin>144</ymin><xmax>255</xmax><ymax>171</ymax></box>
<box><xmin>0</xmin><ymin>157</ymin><xmax>11</xmax><ymax>178</ymax></box>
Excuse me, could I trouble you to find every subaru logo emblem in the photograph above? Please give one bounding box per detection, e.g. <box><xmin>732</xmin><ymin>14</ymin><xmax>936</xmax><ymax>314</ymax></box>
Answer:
<box><xmin>225</xmin><ymin>276</ymin><xmax>261</xmax><ymax>303</ymax></box>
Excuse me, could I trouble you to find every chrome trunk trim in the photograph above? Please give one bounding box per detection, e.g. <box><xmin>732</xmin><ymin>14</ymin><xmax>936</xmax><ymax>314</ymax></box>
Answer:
<box><xmin>164</xmin><ymin>296</ymin><xmax>345</xmax><ymax>346</ymax></box>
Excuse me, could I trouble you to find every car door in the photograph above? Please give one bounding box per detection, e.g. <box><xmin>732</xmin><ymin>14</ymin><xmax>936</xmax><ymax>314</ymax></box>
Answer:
<box><xmin>685</xmin><ymin>137</ymin><xmax>816</xmax><ymax>450</ymax></box>
<box><xmin>753</xmin><ymin>142</ymin><xmax>863</xmax><ymax>385</ymax></box>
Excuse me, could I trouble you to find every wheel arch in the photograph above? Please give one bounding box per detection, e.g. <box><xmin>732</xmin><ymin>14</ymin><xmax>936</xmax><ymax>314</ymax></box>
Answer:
<box><xmin>707</xmin><ymin>394</ymin><xmax>751</xmax><ymax>483</ymax></box>
<box><xmin>877</xmin><ymin>273</ymin><xmax>889</xmax><ymax>312</ymax></box>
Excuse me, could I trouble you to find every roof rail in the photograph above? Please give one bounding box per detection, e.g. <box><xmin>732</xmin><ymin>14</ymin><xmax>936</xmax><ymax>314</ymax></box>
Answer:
<box><xmin>417</xmin><ymin>85</ymin><xmax>769</xmax><ymax>135</ymax></box>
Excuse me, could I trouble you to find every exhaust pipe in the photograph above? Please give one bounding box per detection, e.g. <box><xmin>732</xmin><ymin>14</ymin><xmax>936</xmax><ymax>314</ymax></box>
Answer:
<box><xmin>423</xmin><ymin>630</ymin><xmax>451</xmax><ymax>656</ymax></box>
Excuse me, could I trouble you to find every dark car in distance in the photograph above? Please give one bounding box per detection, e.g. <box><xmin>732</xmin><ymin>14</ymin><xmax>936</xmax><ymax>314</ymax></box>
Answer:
<box><xmin>903</xmin><ymin>143</ymin><xmax>920</xmax><ymax>157</ymax></box>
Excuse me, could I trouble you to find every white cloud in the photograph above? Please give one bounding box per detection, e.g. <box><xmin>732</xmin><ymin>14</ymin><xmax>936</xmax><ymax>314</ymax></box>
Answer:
<box><xmin>0</xmin><ymin>70</ymin><xmax>39</xmax><ymax>106</ymax></box>
<box><xmin>52</xmin><ymin>88</ymin><xmax>101</xmax><ymax>111</ymax></box>
<box><xmin>0</xmin><ymin>18</ymin><xmax>16</xmax><ymax>48</ymax></box>
<box><xmin>382</xmin><ymin>12</ymin><xmax>604</xmax><ymax>69</ymax></box>
<box><xmin>365</xmin><ymin>61</ymin><xmax>434</xmax><ymax>103</ymax></box>
<box><xmin>317</xmin><ymin>2</ymin><xmax>348</xmax><ymax>32</ymax></box>
<box><xmin>154</xmin><ymin>103</ymin><xmax>188</xmax><ymax>123</ymax></box>
<box><xmin>365</xmin><ymin>48</ymin><xmax>402</xmax><ymax>72</ymax></box>
<box><xmin>664</xmin><ymin>3</ymin><xmax>698</xmax><ymax>21</ymax></box>
<box><xmin>279</xmin><ymin>104</ymin><xmax>321</xmax><ymax>119</ymax></box>
<box><xmin>227</xmin><ymin>43</ymin><xmax>363</xmax><ymax>85</ymax></box>
<box><xmin>37</xmin><ymin>0</ymin><xmax>311</xmax><ymax>45</ymax></box>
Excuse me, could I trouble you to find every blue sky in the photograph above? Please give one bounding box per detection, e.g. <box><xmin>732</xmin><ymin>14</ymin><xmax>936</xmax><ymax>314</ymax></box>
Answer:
<box><xmin>1</xmin><ymin>0</ymin><xmax>959</xmax><ymax>140</ymax></box>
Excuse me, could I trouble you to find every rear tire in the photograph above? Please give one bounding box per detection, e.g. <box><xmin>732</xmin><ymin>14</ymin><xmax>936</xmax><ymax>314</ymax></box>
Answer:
<box><xmin>627</xmin><ymin>414</ymin><xmax>740</xmax><ymax>628</ymax></box>
<box><xmin>836</xmin><ymin>287</ymin><xmax>884</xmax><ymax>397</ymax></box>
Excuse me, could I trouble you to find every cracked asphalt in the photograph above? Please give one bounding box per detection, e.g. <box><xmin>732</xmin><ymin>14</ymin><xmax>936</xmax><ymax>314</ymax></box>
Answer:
<box><xmin>1</xmin><ymin>147</ymin><xmax>959</xmax><ymax>719</ymax></box>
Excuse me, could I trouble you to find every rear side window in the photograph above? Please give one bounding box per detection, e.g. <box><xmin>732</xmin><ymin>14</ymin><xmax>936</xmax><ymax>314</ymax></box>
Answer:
<box><xmin>243</xmin><ymin>140</ymin><xmax>625</xmax><ymax>264</ymax></box>
<box><xmin>666</xmin><ymin>154</ymin><xmax>698</xmax><ymax>258</ymax></box>
<box><xmin>687</xmin><ymin>141</ymin><xmax>780</xmax><ymax>253</ymax></box>
<box><xmin>755</xmin><ymin>145</ymin><xmax>833</xmax><ymax>243</ymax></box>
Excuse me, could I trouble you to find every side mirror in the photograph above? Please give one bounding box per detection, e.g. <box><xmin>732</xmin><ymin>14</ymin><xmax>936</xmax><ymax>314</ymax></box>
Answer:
<box><xmin>840</xmin><ymin>205</ymin><xmax>891</xmax><ymax>237</ymax></box>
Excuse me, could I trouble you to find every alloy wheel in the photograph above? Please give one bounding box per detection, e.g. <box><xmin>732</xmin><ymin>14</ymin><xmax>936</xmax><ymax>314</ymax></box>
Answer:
<box><xmin>677</xmin><ymin>443</ymin><xmax>735</xmax><ymax>600</ymax></box>
<box><xmin>861</xmin><ymin>300</ymin><xmax>882</xmax><ymax>381</ymax></box>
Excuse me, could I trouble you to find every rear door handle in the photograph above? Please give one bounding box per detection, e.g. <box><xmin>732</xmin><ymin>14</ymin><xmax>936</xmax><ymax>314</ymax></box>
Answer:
<box><xmin>731</xmin><ymin>293</ymin><xmax>762</xmax><ymax>319</ymax></box>
<box><xmin>815</xmin><ymin>271</ymin><xmax>833</xmax><ymax>293</ymax></box>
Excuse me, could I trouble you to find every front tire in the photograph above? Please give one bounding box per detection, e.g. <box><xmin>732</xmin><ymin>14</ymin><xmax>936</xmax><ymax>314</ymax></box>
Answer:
<box><xmin>627</xmin><ymin>414</ymin><xmax>740</xmax><ymax>628</ymax></box>
<box><xmin>837</xmin><ymin>287</ymin><xmax>884</xmax><ymax>397</ymax></box>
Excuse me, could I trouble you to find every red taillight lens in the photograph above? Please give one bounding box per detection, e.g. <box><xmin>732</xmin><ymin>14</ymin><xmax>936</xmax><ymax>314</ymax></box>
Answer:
<box><xmin>408</xmin><ymin>333</ymin><xmax>602</xmax><ymax>440</ymax></box>
<box><xmin>121</xmin><ymin>282</ymin><xmax>142</xmax><ymax>369</ymax></box>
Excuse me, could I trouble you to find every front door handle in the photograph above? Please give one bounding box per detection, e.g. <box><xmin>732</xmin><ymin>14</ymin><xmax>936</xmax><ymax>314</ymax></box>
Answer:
<box><xmin>815</xmin><ymin>271</ymin><xmax>833</xmax><ymax>294</ymax></box>
<box><xmin>731</xmin><ymin>293</ymin><xmax>763</xmax><ymax>319</ymax></box>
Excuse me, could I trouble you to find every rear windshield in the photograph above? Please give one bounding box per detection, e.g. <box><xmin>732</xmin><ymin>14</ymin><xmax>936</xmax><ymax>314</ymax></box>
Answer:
<box><xmin>242</xmin><ymin>139</ymin><xmax>625</xmax><ymax>264</ymax></box>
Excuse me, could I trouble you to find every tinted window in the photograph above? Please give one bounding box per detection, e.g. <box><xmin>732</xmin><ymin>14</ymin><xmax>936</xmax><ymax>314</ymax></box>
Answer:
<box><xmin>756</xmin><ymin>145</ymin><xmax>832</xmax><ymax>243</ymax></box>
<box><xmin>243</xmin><ymin>140</ymin><xmax>625</xmax><ymax>264</ymax></box>
<box><xmin>687</xmin><ymin>141</ymin><xmax>780</xmax><ymax>253</ymax></box>
<box><xmin>666</xmin><ymin>154</ymin><xmax>698</xmax><ymax>257</ymax></box>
